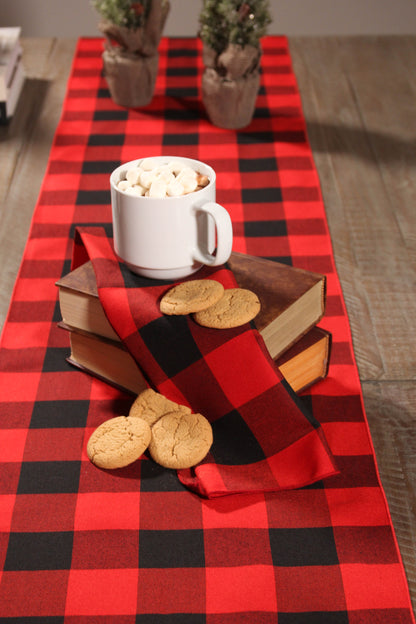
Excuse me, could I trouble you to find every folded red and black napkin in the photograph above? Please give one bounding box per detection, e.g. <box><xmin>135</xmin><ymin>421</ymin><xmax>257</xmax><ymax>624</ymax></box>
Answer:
<box><xmin>73</xmin><ymin>227</ymin><xmax>338</xmax><ymax>497</ymax></box>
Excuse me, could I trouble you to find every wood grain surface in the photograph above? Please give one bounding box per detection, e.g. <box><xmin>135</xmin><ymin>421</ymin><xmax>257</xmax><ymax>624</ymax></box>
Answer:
<box><xmin>1</xmin><ymin>36</ymin><xmax>415</xmax><ymax>613</ymax></box>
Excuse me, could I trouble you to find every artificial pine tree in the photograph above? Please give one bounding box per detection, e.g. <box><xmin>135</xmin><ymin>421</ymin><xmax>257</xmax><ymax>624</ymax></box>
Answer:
<box><xmin>199</xmin><ymin>0</ymin><xmax>272</xmax><ymax>128</ymax></box>
<box><xmin>199</xmin><ymin>0</ymin><xmax>271</xmax><ymax>54</ymax></box>
<box><xmin>91</xmin><ymin>0</ymin><xmax>170</xmax><ymax>107</ymax></box>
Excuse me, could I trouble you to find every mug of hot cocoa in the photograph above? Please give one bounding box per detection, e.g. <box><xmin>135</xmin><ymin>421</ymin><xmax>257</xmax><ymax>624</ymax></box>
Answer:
<box><xmin>110</xmin><ymin>156</ymin><xmax>233</xmax><ymax>280</ymax></box>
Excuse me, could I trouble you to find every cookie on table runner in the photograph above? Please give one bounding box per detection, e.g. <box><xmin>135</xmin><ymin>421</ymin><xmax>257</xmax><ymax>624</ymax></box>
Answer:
<box><xmin>149</xmin><ymin>411</ymin><xmax>213</xmax><ymax>469</ymax></box>
<box><xmin>129</xmin><ymin>388</ymin><xmax>191</xmax><ymax>427</ymax></box>
<box><xmin>87</xmin><ymin>415</ymin><xmax>151</xmax><ymax>469</ymax></box>
<box><xmin>193</xmin><ymin>288</ymin><xmax>261</xmax><ymax>329</ymax></box>
<box><xmin>160</xmin><ymin>279</ymin><xmax>224</xmax><ymax>315</ymax></box>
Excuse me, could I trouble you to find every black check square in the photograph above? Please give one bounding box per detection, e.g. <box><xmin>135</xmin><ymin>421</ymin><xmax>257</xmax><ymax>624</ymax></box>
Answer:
<box><xmin>163</xmin><ymin>133</ymin><xmax>199</xmax><ymax>146</ymax></box>
<box><xmin>211</xmin><ymin>409</ymin><xmax>265</xmax><ymax>465</ymax></box>
<box><xmin>237</xmin><ymin>131</ymin><xmax>274</xmax><ymax>144</ymax></box>
<box><xmin>253</xmin><ymin>107</ymin><xmax>272</xmax><ymax>119</ymax></box>
<box><xmin>53</xmin><ymin>299</ymin><xmax>65</xmax><ymax>323</ymax></box>
<box><xmin>139</xmin><ymin>316</ymin><xmax>203</xmax><ymax>378</ymax></box>
<box><xmin>242</xmin><ymin>187</ymin><xmax>283</xmax><ymax>204</ymax></box>
<box><xmin>0</xmin><ymin>617</ymin><xmax>64</xmax><ymax>623</ymax></box>
<box><xmin>269</xmin><ymin>528</ymin><xmax>339</xmax><ymax>567</ymax></box>
<box><xmin>136</xmin><ymin>616</ymin><xmax>205</xmax><ymax>624</ymax></box>
<box><xmin>93</xmin><ymin>110</ymin><xmax>128</xmax><ymax>121</ymax></box>
<box><xmin>81</xmin><ymin>160</ymin><xmax>121</xmax><ymax>174</ymax></box>
<box><xmin>166</xmin><ymin>67</ymin><xmax>197</xmax><ymax>77</ymax></box>
<box><xmin>239</xmin><ymin>157</ymin><xmax>277</xmax><ymax>172</ymax></box>
<box><xmin>42</xmin><ymin>347</ymin><xmax>73</xmax><ymax>373</ymax></box>
<box><xmin>165</xmin><ymin>108</ymin><xmax>199</xmax><ymax>121</ymax></box>
<box><xmin>17</xmin><ymin>461</ymin><xmax>81</xmax><ymax>494</ymax></box>
<box><xmin>4</xmin><ymin>532</ymin><xmax>73</xmax><ymax>571</ymax></box>
<box><xmin>167</xmin><ymin>48</ymin><xmax>198</xmax><ymax>58</ymax></box>
<box><xmin>245</xmin><ymin>220</ymin><xmax>287</xmax><ymax>237</ymax></box>
<box><xmin>139</xmin><ymin>529</ymin><xmax>205</xmax><ymax>568</ymax></box>
<box><xmin>76</xmin><ymin>190</ymin><xmax>110</xmax><ymax>205</ymax></box>
<box><xmin>30</xmin><ymin>400</ymin><xmax>90</xmax><ymax>429</ymax></box>
<box><xmin>97</xmin><ymin>87</ymin><xmax>110</xmax><ymax>98</ymax></box>
<box><xmin>279</xmin><ymin>613</ymin><xmax>349</xmax><ymax>624</ymax></box>
<box><xmin>140</xmin><ymin>460</ymin><xmax>187</xmax><ymax>492</ymax></box>
<box><xmin>88</xmin><ymin>133</ymin><xmax>124</xmax><ymax>146</ymax></box>
<box><xmin>165</xmin><ymin>87</ymin><xmax>198</xmax><ymax>98</ymax></box>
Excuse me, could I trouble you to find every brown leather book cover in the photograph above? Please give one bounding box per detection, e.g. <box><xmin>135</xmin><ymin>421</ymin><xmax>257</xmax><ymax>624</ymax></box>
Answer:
<box><xmin>227</xmin><ymin>252</ymin><xmax>326</xmax><ymax>334</ymax></box>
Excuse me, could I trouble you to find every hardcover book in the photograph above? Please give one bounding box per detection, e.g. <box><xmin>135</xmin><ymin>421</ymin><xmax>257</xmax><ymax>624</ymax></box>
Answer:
<box><xmin>56</xmin><ymin>252</ymin><xmax>326</xmax><ymax>360</ymax></box>
<box><xmin>0</xmin><ymin>27</ymin><xmax>25</xmax><ymax>123</ymax></box>
<box><xmin>62</xmin><ymin>323</ymin><xmax>331</xmax><ymax>395</ymax></box>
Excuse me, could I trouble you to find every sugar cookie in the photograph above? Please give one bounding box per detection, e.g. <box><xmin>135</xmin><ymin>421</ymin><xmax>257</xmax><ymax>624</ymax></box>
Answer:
<box><xmin>193</xmin><ymin>288</ymin><xmax>260</xmax><ymax>328</ymax></box>
<box><xmin>87</xmin><ymin>415</ymin><xmax>151</xmax><ymax>469</ymax></box>
<box><xmin>160</xmin><ymin>279</ymin><xmax>224</xmax><ymax>315</ymax></box>
<box><xmin>149</xmin><ymin>411</ymin><xmax>213</xmax><ymax>469</ymax></box>
<box><xmin>129</xmin><ymin>388</ymin><xmax>190</xmax><ymax>427</ymax></box>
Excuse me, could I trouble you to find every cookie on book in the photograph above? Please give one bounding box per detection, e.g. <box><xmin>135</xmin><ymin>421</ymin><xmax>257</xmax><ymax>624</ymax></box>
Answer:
<box><xmin>149</xmin><ymin>411</ymin><xmax>213</xmax><ymax>469</ymax></box>
<box><xmin>193</xmin><ymin>288</ymin><xmax>260</xmax><ymax>329</ymax></box>
<box><xmin>87</xmin><ymin>415</ymin><xmax>151</xmax><ymax>470</ymax></box>
<box><xmin>129</xmin><ymin>388</ymin><xmax>191</xmax><ymax>427</ymax></box>
<box><xmin>160</xmin><ymin>279</ymin><xmax>224</xmax><ymax>315</ymax></box>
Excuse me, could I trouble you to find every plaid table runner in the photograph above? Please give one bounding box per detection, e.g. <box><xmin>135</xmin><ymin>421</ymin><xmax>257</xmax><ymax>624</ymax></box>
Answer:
<box><xmin>0</xmin><ymin>36</ymin><xmax>414</xmax><ymax>621</ymax></box>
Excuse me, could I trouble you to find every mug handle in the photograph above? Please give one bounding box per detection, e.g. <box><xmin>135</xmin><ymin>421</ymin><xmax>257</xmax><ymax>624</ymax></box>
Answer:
<box><xmin>193</xmin><ymin>202</ymin><xmax>233</xmax><ymax>266</ymax></box>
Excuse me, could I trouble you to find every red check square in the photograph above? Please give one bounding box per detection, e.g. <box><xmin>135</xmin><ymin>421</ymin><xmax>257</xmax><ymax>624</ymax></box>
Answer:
<box><xmin>0</xmin><ymin>429</ymin><xmax>26</xmax><ymax>462</ymax></box>
<box><xmin>206</xmin><ymin>565</ymin><xmax>277</xmax><ymax>613</ymax></box>
<box><xmin>66</xmin><ymin>568</ymin><xmax>138</xmax><ymax>615</ymax></box>
<box><xmin>74</xmin><ymin>492</ymin><xmax>141</xmax><ymax>530</ymax></box>
<box><xmin>0</xmin><ymin>570</ymin><xmax>69</xmax><ymax>617</ymax></box>
<box><xmin>341</xmin><ymin>563</ymin><xmax>412</xmax><ymax>611</ymax></box>
<box><xmin>275</xmin><ymin>565</ymin><xmax>346</xmax><ymax>612</ymax></box>
<box><xmin>204</xmin><ymin>332</ymin><xmax>277</xmax><ymax>408</ymax></box>
<box><xmin>136</xmin><ymin>568</ymin><xmax>206</xmax><ymax>614</ymax></box>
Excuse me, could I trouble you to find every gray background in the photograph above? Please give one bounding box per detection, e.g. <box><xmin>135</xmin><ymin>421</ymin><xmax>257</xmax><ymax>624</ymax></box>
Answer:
<box><xmin>1</xmin><ymin>0</ymin><xmax>416</xmax><ymax>36</ymax></box>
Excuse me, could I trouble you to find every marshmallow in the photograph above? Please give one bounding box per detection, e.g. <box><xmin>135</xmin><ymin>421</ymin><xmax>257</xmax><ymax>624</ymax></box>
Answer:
<box><xmin>126</xmin><ymin>168</ymin><xmax>142</xmax><ymax>184</ymax></box>
<box><xmin>117</xmin><ymin>159</ymin><xmax>210</xmax><ymax>198</ymax></box>
<box><xmin>167</xmin><ymin>179</ymin><xmax>185</xmax><ymax>197</ymax></box>
<box><xmin>180</xmin><ymin>175</ymin><xmax>198</xmax><ymax>194</ymax></box>
<box><xmin>125</xmin><ymin>185</ymin><xmax>145</xmax><ymax>196</ymax></box>
<box><xmin>140</xmin><ymin>157</ymin><xmax>159</xmax><ymax>171</ymax></box>
<box><xmin>148</xmin><ymin>179</ymin><xmax>168</xmax><ymax>198</ymax></box>
<box><xmin>139</xmin><ymin>170</ymin><xmax>156</xmax><ymax>189</ymax></box>
<box><xmin>176</xmin><ymin>166</ymin><xmax>197</xmax><ymax>182</ymax></box>
<box><xmin>117</xmin><ymin>180</ymin><xmax>131</xmax><ymax>191</ymax></box>
<box><xmin>167</xmin><ymin>160</ymin><xmax>188</xmax><ymax>175</ymax></box>
<box><xmin>154</xmin><ymin>165</ymin><xmax>175</xmax><ymax>185</ymax></box>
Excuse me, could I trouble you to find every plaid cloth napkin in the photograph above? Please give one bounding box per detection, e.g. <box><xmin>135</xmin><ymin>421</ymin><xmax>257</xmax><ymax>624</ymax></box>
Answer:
<box><xmin>73</xmin><ymin>227</ymin><xmax>338</xmax><ymax>497</ymax></box>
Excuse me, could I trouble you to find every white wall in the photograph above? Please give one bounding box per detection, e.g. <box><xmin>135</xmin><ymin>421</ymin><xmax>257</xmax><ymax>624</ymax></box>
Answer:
<box><xmin>1</xmin><ymin>0</ymin><xmax>416</xmax><ymax>37</ymax></box>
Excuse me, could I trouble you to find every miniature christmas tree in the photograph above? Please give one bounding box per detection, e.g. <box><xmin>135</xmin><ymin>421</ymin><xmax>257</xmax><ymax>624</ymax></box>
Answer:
<box><xmin>199</xmin><ymin>0</ymin><xmax>272</xmax><ymax>55</ymax></box>
<box><xmin>91</xmin><ymin>0</ymin><xmax>152</xmax><ymax>29</ymax></box>
<box><xmin>199</xmin><ymin>0</ymin><xmax>272</xmax><ymax>129</ymax></box>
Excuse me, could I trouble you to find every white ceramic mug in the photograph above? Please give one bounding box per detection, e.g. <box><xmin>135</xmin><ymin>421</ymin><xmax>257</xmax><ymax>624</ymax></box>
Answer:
<box><xmin>110</xmin><ymin>156</ymin><xmax>233</xmax><ymax>280</ymax></box>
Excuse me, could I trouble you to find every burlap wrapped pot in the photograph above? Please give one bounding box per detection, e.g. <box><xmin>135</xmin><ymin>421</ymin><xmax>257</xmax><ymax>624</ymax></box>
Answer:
<box><xmin>201</xmin><ymin>43</ymin><xmax>262</xmax><ymax>129</ymax></box>
<box><xmin>98</xmin><ymin>0</ymin><xmax>170</xmax><ymax>108</ymax></box>
<box><xmin>102</xmin><ymin>48</ymin><xmax>159</xmax><ymax>108</ymax></box>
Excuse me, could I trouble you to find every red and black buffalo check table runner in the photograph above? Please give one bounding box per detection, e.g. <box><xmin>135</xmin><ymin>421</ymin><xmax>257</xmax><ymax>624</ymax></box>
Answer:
<box><xmin>73</xmin><ymin>227</ymin><xmax>337</xmax><ymax>498</ymax></box>
<box><xmin>0</xmin><ymin>36</ymin><xmax>414</xmax><ymax>622</ymax></box>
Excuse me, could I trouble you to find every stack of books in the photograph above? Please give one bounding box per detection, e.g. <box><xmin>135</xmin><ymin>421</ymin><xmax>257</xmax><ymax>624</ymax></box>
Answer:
<box><xmin>0</xmin><ymin>28</ymin><xmax>25</xmax><ymax>123</ymax></box>
<box><xmin>56</xmin><ymin>252</ymin><xmax>331</xmax><ymax>395</ymax></box>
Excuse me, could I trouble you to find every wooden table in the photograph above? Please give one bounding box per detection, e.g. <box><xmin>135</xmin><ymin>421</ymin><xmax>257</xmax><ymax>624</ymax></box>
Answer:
<box><xmin>1</xmin><ymin>36</ymin><xmax>415</xmax><ymax>612</ymax></box>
